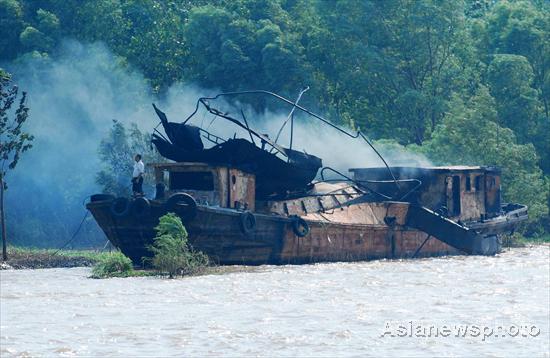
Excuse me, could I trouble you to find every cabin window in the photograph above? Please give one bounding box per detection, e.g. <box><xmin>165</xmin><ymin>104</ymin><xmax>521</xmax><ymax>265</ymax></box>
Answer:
<box><xmin>466</xmin><ymin>176</ymin><xmax>471</xmax><ymax>191</ymax></box>
<box><xmin>169</xmin><ymin>171</ymin><xmax>214</xmax><ymax>191</ymax></box>
<box><xmin>475</xmin><ymin>176</ymin><xmax>482</xmax><ymax>191</ymax></box>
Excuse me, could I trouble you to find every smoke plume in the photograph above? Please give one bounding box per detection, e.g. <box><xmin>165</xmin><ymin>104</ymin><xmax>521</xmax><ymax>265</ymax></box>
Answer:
<box><xmin>4</xmin><ymin>40</ymin><xmax>429</xmax><ymax>248</ymax></box>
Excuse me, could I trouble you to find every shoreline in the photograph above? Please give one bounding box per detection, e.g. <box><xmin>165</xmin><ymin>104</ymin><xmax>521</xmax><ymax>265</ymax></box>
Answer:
<box><xmin>0</xmin><ymin>247</ymin><xmax>108</xmax><ymax>270</ymax></box>
<box><xmin>1</xmin><ymin>242</ymin><xmax>549</xmax><ymax>271</ymax></box>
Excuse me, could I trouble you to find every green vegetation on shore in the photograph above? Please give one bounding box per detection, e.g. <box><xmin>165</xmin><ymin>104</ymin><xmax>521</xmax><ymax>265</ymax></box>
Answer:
<box><xmin>91</xmin><ymin>251</ymin><xmax>135</xmax><ymax>278</ymax></box>
<box><xmin>3</xmin><ymin>212</ymin><xmax>212</xmax><ymax>276</ymax></box>
<box><xmin>2</xmin><ymin>246</ymin><xmax>110</xmax><ymax>269</ymax></box>
<box><xmin>87</xmin><ymin>214</ymin><xmax>210</xmax><ymax>279</ymax></box>
<box><xmin>2</xmin><ymin>235</ymin><xmax>548</xmax><ymax>271</ymax></box>
<box><xmin>147</xmin><ymin>213</ymin><xmax>210</xmax><ymax>278</ymax></box>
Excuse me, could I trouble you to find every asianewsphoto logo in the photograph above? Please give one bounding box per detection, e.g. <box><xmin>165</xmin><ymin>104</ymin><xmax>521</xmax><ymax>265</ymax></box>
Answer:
<box><xmin>380</xmin><ymin>321</ymin><xmax>541</xmax><ymax>341</ymax></box>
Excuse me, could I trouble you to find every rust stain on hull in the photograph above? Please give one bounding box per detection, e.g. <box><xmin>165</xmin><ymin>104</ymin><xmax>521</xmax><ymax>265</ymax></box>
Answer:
<box><xmin>88</xmin><ymin>198</ymin><xmax>459</xmax><ymax>266</ymax></box>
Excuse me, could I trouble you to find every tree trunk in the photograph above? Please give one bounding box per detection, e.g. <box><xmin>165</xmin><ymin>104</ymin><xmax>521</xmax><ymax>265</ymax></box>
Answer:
<box><xmin>1</xmin><ymin>174</ymin><xmax>7</xmax><ymax>261</ymax></box>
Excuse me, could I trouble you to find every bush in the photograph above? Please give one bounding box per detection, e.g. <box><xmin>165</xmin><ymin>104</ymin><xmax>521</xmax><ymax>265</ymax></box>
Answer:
<box><xmin>147</xmin><ymin>213</ymin><xmax>209</xmax><ymax>278</ymax></box>
<box><xmin>91</xmin><ymin>251</ymin><xmax>134</xmax><ymax>278</ymax></box>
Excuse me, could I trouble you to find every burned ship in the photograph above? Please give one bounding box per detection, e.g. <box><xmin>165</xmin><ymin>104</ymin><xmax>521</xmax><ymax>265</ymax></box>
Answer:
<box><xmin>87</xmin><ymin>90</ymin><xmax>528</xmax><ymax>265</ymax></box>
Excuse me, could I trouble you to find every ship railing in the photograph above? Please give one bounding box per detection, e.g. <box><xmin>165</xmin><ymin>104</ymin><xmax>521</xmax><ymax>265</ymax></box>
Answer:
<box><xmin>198</xmin><ymin>128</ymin><xmax>226</xmax><ymax>145</ymax></box>
<box><xmin>319</xmin><ymin>166</ymin><xmax>422</xmax><ymax>201</ymax></box>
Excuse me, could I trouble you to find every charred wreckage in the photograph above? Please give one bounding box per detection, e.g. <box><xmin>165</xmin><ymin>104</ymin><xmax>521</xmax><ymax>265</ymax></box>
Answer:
<box><xmin>87</xmin><ymin>89</ymin><xmax>528</xmax><ymax>265</ymax></box>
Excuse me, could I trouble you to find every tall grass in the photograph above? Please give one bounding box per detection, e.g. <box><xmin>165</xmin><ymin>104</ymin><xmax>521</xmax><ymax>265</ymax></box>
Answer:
<box><xmin>7</xmin><ymin>246</ymin><xmax>112</xmax><ymax>260</ymax></box>
<box><xmin>91</xmin><ymin>251</ymin><xmax>134</xmax><ymax>278</ymax></box>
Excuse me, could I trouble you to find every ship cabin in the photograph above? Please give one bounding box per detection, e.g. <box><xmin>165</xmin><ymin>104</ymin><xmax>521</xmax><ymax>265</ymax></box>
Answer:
<box><xmin>148</xmin><ymin>162</ymin><xmax>364</xmax><ymax>217</ymax></box>
<box><xmin>350</xmin><ymin>166</ymin><xmax>502</xmax><ymax>222</ymax></box>
<box><xmin>149</xmin><ymin>162</ymin><xmax>256</xmax><ymax>211</ymax></box>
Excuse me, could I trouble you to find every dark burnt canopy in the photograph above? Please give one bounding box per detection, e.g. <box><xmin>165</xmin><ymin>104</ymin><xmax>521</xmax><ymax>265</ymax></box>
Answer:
<box><xmin>151</xmin><ymin>91</ymin><xmax>323</xmax><ymax>199</ymax></box>
<box><xmin>150</xmin><ymin>90</ymin><xmax>407</xmax><ymax>199</ymax></box>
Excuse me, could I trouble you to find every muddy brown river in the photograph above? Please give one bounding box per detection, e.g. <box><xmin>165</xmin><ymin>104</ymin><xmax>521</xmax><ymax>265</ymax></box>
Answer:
<box><xmin>1</xmin><ymin>246</ymin><xmax>549</xmax><ymax>357</ymax></box>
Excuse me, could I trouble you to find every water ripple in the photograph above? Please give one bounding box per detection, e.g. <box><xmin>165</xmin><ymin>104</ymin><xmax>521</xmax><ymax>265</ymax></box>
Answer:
<box><xmin>1</xmin><ymin>246</ymin><xmax>549</xmax><ymax>357</ymax></box>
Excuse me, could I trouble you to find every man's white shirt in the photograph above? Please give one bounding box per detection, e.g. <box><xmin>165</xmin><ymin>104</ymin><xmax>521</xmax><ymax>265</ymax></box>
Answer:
<box><xmin>133</xmin><ymin>160</ymin><xmax>145</xmax><ymax>178</ymax></box>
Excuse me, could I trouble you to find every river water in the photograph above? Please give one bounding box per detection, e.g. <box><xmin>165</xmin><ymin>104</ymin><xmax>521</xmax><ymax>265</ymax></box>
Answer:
<box><xmin>1</xmin><ymin>246</ymin><xmax>549</xmax><ymax>357</ymax></box>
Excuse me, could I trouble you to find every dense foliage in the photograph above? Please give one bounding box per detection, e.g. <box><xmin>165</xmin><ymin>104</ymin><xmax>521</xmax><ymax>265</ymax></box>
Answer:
<box><xmin>147</xmin><ymin>213</ymin><xmax>209</xmax><ymax>278</ymax></box>
<box><xmin>1</xmin><ymin>0</ymin><xmax>548</xmax><ymax>236</ymax></box>
<box><xmin>90</xmin><ymin>250</ymin><xmax>134</xmax><ymax>278</ymax></box>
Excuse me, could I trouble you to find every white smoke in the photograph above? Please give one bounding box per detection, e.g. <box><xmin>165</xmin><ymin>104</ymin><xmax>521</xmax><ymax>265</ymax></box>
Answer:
<box><xmin>4</xmin><ymin>40</ymin><xmax>429</xmax><ymax>247</ymax></box>
<box><xmin>4</xmin><ymin>40</ymin><xmax>204</xmax><ymax>247</ymax></box>
<box><xmin>178</xmin><ymin>101</ymin><xmax>431</xmax><ymax>174</ymax></box>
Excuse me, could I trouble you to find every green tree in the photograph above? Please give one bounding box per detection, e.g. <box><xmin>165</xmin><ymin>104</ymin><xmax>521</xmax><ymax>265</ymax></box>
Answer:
<box><xmin>19</xmin><ymin>26</ymin><xmax>53</xmax><ymax>52</ymax></box>
<box><xmin>184</xmin><ymin>1</ymin><xmax>309</xmax><ymax>100</ymax></box>
<box><xmin>486</xmin><ymin>54</ymin><xmax>550</xmax><ymax>174</ymax></box>
<box><xmin>487</xmin><ymin>54</ymin><xmax>540</xmax><ymax>143</ymax></box>
<box><xmin>36</xmin><ymin>9</ymin><xmax>60</xmax><ymax>37</ymax></box>
<box><xmin>148</xmin><ymin>213</ymin><xmax>209</xmax><ymax>278</ymax></box>
<box><xmin>477</xmin><ymin>1</ymin><xmax>550</xmax><ymax>175</ymax></box>
<box><xmin>483</xmin><ymin>0</ymin><xmax>550</xmax><ymax>117</ymax></box>
<box><xmin>121</xmin><ymin>1</ymin><xmax>188</xmax><ymax>90</ymax></box>
<box><xmin>0</xmin><ymin>0</ymin><xmax>24</xmax><ymax>60</ymax></box>
<box><xmin>59</xmin><ymin>0</ymin><xmax>197</xmax><ymax>91</ymax></box>
<box><xmin>307</xmin><ymin>0</ymin><xmax>476</xmax><ymax>144</ymax></box>
<box><xmin>0</xmin><ymin>69</ymin><xmax>34</xmax><ymax>260</ymax></box>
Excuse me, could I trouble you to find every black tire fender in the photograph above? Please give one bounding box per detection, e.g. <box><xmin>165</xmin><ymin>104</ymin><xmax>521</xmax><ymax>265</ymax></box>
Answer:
<box><xmin>292</xmin><ymin>216</ymin><xmax>310</xmax><ymax>237</ymax></box>
<box><xmin>90</xmin><ymin>194</ymin><xmax>115</xmax><ymax>202</ymax></box>
<box><xmin>239</xmin><ymin>211</ymin><xmax>256</xmax><ymax>235</ymax></box>
<box><xmin>110</xmin><ymin>197</ymin><xmax>130</xmax><ymax>217</ymax></box>
<box><xmin>165</xmin><ymin>193</ymin><xmax>197</xmax><ymax>221</ymax></box>
<box><xmin>131</xmin><ymin>197</ymin><xmax>151</xmax><ymax>218</ymax></box>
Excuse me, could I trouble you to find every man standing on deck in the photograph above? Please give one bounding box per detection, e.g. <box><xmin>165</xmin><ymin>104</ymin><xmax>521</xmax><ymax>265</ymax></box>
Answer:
<box><xmin>132</xmin><ymin>154</ymin><xmax>145</xmax><ymax>196</ymax></box>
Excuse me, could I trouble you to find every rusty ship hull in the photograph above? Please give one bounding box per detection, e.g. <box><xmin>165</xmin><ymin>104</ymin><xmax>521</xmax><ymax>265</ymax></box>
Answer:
<box><xmin>87</xmin><ymin>198</ymin><xmax>462</xmax><ymax>265</ymax></box>
<box><xmin>86</xmin><ymin>91</ymin><xmax>528</xmax><ymax>265</ymax></box>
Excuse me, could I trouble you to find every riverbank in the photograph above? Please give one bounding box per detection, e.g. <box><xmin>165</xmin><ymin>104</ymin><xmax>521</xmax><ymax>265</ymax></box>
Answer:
<box><xmin>2</xmin><ymin>238</ymin><xmax>548</xmax><ymax>270</ymax></box>
<box><xmin>0</xmin><ymin>247</ymin><xmax>110</xmax><ymax>270</ymax></box>
<box><xmin>502</xmin><ymin>233</ymin><xmax>550</xmax><ymax>247</ymax></box>
<box><xmin>0</xmin><ymin>247</ymin><xmax>257</xmax><ymax>276</ymax></box>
